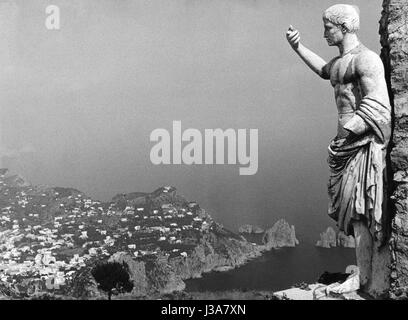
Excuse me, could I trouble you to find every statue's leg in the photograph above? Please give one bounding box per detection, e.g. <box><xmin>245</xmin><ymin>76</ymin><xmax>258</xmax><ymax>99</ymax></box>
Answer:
<box><xmin>352</xmin><ymin>219</ymin><xmax>373</xmax><ymax>290</ymax></box>
<box><xmin>367</xmin><ymin>237</ymin><xmax>391</xmax><ymax>298</ymax></box>
<box><xmin>365</xmin><ymin>166</ymin><xmax>391</xmax><ymax>298</ymax></box>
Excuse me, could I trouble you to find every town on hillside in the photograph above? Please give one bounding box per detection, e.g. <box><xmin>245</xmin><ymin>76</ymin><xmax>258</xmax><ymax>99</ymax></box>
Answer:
<box><xmin>0</xmin><ymin>169</ymin><xmax>219</xmax><ymax>295</ymax></box>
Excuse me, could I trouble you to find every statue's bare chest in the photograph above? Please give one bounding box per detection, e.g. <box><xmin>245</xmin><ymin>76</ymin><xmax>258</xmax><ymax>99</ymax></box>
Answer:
<box><xmin>329</xmin><ymin>53</ymin><xmax>362</xmax><ymax>118</ymax></box>
<box><xmin>329</xmin><ymin>54</ymin><xmax>358</xmax><ymax>87</ymax></box>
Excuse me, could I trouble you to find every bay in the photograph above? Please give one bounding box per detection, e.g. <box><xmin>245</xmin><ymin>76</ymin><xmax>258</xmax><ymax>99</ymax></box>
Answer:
<box><xmin>185</xmin><ymin>243</ymin><xmax>356</xmax><ymax>292</ymax></box>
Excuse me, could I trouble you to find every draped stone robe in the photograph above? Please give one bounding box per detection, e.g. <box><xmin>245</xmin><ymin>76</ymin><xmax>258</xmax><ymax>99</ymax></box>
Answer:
<box><xmin>327</xmin><ymin>52</ymin><xmax>391</xmax><ymax>240</ymax></box>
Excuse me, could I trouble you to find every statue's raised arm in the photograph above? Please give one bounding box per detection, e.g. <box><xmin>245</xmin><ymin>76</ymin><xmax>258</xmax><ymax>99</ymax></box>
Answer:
<box><xmin>286</xmin><ymin>25</ymin><xmax>330</xmax><ymax>79</ymax></box>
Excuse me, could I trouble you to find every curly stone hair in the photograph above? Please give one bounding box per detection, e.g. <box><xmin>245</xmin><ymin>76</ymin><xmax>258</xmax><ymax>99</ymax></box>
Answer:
<box><xmin>323</xmin><ymin>4</ymin><xmax>360</xmax><ymax>33</ymax></box>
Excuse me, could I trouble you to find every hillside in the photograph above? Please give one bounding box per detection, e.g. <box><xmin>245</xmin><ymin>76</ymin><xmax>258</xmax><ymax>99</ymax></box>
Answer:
<box><xmin>0</xmin><ymin>169</ymin><xmax>262</xmax><ymax>299</ymax></box>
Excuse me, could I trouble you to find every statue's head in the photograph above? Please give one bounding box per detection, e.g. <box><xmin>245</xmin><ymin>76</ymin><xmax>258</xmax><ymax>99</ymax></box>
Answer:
<box><xmin>322</xmin><ymin>4</ymin><xmax>360</xmax><ymax>46</ymax></box>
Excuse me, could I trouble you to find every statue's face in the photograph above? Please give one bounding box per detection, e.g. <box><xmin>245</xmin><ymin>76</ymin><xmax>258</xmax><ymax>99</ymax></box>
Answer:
<box><xmin>323</xmin><ymin>19</ymin><xmax>345</xmax><ymax>46</ymax></box>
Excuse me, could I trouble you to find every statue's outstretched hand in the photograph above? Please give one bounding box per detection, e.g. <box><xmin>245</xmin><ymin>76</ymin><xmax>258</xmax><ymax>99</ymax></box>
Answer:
<box><xmin>286</xmin><ymin>25</ymin><xmax>300</xmax><ymax>50</ymax></box>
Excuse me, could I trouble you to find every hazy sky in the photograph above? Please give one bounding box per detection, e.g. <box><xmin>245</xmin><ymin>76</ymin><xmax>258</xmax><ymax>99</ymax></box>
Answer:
<box><xmin>0</xmin><ymin>0</ymin><xmax>384</xmax><ymax>242</ymax></box>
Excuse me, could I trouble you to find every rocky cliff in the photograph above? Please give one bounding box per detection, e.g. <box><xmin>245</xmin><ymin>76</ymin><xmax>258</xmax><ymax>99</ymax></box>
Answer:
<box><xmin>380</xmin><ymin>0</ymin><xmax>408</xmax><ymax>299</ymax></box>
<box><xmin>262</xmin><ymin>219</ymin><xmax>299</xmax><ymax>249</ymax></box>
<box><xmin>169</xmin><ymin>227</ymin><xmax>263</xmax><ymax>278</ymax></box>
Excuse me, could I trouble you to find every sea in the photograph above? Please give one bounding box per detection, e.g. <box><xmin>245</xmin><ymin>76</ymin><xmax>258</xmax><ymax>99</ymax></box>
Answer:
<box><xmin>185</xmin><ymin>243</ymin><xmax>356</xmax><ymax>292</ymax></box>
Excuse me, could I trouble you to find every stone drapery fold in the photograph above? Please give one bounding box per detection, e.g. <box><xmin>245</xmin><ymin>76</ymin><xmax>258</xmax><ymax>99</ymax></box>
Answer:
<box><xmin>327</xmin><ymin>97</ymin><xmax>391</xmax><ymax>239</ymax></box>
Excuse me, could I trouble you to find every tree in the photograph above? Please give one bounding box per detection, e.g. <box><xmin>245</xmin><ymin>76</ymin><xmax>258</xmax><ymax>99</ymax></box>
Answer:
<box><xmin>91</xmin><ymin>261</ymin><xmax>133</xmax><ymax>300</ymax></box>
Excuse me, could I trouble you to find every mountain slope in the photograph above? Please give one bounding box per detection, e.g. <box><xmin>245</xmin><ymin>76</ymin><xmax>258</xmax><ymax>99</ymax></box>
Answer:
<box><xmin>0</xmin><ymin>169</ymin><xmax>261</xmax><ymax>299</ymax></box>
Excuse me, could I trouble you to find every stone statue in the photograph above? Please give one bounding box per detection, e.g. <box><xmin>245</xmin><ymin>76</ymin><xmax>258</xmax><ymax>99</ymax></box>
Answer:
<box><xmin>286</xmin><ymin>4</ymin><xmax>392</xmax><ymax>298</ymax></box>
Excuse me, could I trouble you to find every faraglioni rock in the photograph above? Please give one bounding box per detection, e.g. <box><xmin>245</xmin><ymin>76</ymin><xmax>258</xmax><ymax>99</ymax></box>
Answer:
<box><xmin>315</xmin><ymin>227</ymin><xmax>355</xmax><ymax>248</ymax></box>
<box><xmin>337</xmin><ymin>231</ymin><xmax>356</xmax><ymax>248</ymax></box>
<box><xmin>316</xmin><ymin>227</ymin><xmax>337</xmax><ymax>248</ymax></box>
<box><xmin>262</xmin><ymin>219</ymin><xmax>299</xmax><ymax>249</ymax></box>
<box><xmin>238</xmin><ymin>224</ymin><xmax>265</xmax><ymax>234</ymax></box>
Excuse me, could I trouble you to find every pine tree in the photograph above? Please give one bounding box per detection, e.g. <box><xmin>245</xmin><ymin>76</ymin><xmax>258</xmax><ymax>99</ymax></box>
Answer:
<box><xmin>91</xmin><ymin>261</ymin><xmax>133</xmax><ymax>300</ymax></box>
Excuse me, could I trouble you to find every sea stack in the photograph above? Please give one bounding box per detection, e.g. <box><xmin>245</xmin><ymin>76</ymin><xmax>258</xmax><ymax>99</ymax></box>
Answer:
<box><xmin>262</xmin><ymin>219</ymin><xmax>299</xmax><ymax>249</ymax></box>
<box><xmin>316</xmin><ymin>227</ymin><xmax>337</xmax><ymax>248</ymax></box>
<box><xmin>238</xmin><ymin>224</ymin><xmax>265</xmax><ymax>234</ymax></box>
<box><xmin>316</xmin><ymin>227</ymin><xmax>355</xmax><ymax>248</ymax></box>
